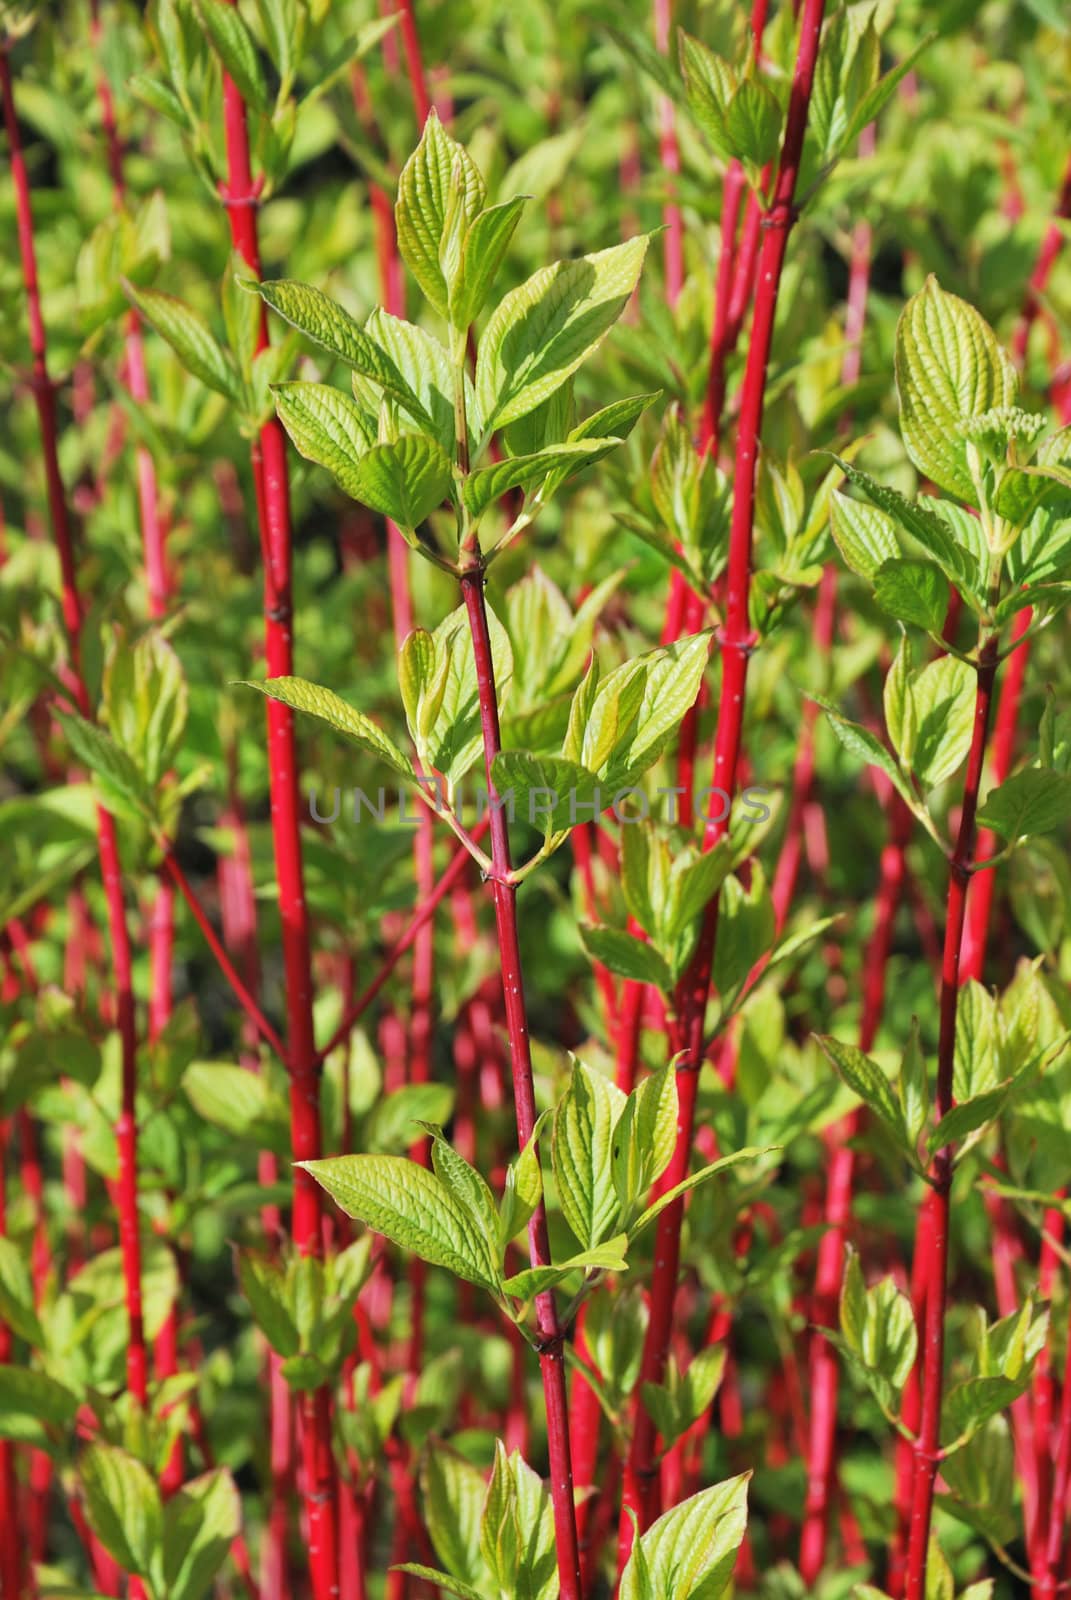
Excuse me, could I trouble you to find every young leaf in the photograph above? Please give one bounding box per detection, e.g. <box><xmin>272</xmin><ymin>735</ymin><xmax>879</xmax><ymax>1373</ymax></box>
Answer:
<box><xmin>630</xmin><ymin>1148</ymin><xmax>770</xmax><ymax>1236</ymax></box>
<box><xmin>817</xmin><ymin>1035</ymin><xmax>913</xmax><ymax>1155</ymax></box>
<box><xmin>250</xmin><ymin>280</ymin><xmax>432</xmax><ymax>425</ymax></box>
<box><xmin>298</xmin><ymin>1154</ymin><xmax>502</xmax><ymax>1289</ymax></box>
<box><xmin>395</xmin><ymin>110</ymin><xmax>487</xmax><ymax>320</ymax></box>
<box><xmin>421</xmin><ymin>1445</ymin><xmax>489</xmax><ymax>1592</ymax></box>
<box><xmin>80</xmin><ymin>1443</ymin><xmax>162</xmax><ymax>1577</ymax></box>
<box><xmin>125</xmin><ymin>284</ymin><xmax>241</xmax><ymax>402</ymax></box>
<box><xmin>725</xmin><ymin>78</ymin><xmax>781</xmax><ymax>168</ymax></box>
<box><xmin>240</xmin><ymin>677</ymin><xmax>416</xmax><ymax>779</ymax></box>
<box><xmin>552</xmin><ymin>1059</ymin><xmax>627</xmax><ymax>1250</ymax></box>
<box><xmin>195</xmin><ymin>0</ymin><xmax>268</xmax><ymax>110</ymax></box>
<box><xmin>353</xmin><ymin>436</ymin><xmax>453</xmax><ymax>532</ymax></box>
<box><xmin>55</xmin><ymin>712</ymin><xmax>154</xmax><ymax>823</ymax></box>
<box><xmin>237</xmin><ymin>1252</ymin><xmax>300</xmax><ymax>1358</ymax></box>
<box><xmin>830</xmin><ymin>490</ymin><xmax>901</xmax><ymax>580</ymax></box>
<box><xmin>580</xmin><ymin>925</ymin><xmax>674</xmax><ymax>992</ymax></box>
<box><xmin>977</xmin><ymin>766</ymin><xmax>1071</xmax><ymax>840</ymax></box>
<box><xmin>896</xmin><ymin>277</ymin><xmax>1018</xmax><ymax>504</ymax></box>
<box><xmin>452</xmin><ymin>196</ymin><xmax>527</xmax><ymax>328</ymax></box>
<box><xmin>463</xmin><ymin>439</ymin><xmax>617</xmax><ymax>521</ymax></box>
<box><xmin>162</xmin><ymin>1469</ymin><xmax>241</xmax><ymax>1600</ymax></box>
<box><xmin>476</xmin><ymin>235</ymin><xmax>650</xmax><ymax>431</ymax></box>
<box><xmin>910</xmin><ymin>656</ymin><xmax>975</xmax><ymax>790</ymax></box>
<box><xmin>271</xmin><ymin>382</ymin><xmax>375</xmax><ymax>497</ymax></box>
<box><xmin>873</xmin><ymin>558</ymin><xmax>949</xmax><ymax>632</ymax></box>
<box><xmin>619</xmin><ymin>1473</ymin><xmax>750</xmax><ymax>1600</ymax></box>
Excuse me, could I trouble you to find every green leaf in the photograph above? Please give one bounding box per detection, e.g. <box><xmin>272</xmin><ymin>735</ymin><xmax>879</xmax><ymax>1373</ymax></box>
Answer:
<box><xmin>841</xmin><ymin>33</ymin><xmax>934</xmax><ymax>149</ymax></box>
<box><xmin>0</xmin><ymin>1237</ymin><xmax>44</xmax><ymax>1344</ymax></box>
<box><xmin>899</xmin><ymin>1020</ymin><xmax>930</xmax><ymax>1151</ymax></box>
<box><xmin>927</xmin><ymin>1085</ymin><xmax>1008</xmax><ymax>1159</ymax></box>
<box><xmin>978</xmin><ymin>766</ymin><xmax>1071</xmax><ymax>839</ymax></box>
<box><xmin>830</xmin><ymin>490</ymin><xmax>901</xmax><ymax>580</ymax></box>
<box><xmin>873</xmin><ymin>559</ymin><xmax>949</xmax><ymax>631</ymax></box>
<box><xmin>613</xmin><ymin>1064</ymin><xmax>678</xmax><ymax>1220</ymax></box>
<box><xmin>896</xmin><ymin>277</ymin><xmax>1018</xmax><ymax>503</ymax></box>
<box><xmin>391</xmin><ymin>1569</ymin><xmax>484</xmax><ymax>1600</ymax></box>
<box><xmin>580</xmin><ymin>925</ymin><xmax>674</xmax><ymax>991</ymax></box>
<box><xmin>298</xmin><ymin>1154</ymin><xmax>501</xmax><ymax>1290</ymax></box>
<box><xmin>954</xmin><ymin>981</ymin><xmax>999</xmax><ymax>1101</ymax></box>
<box><xmin>678</xmin><ymin>32</ymin><xmax>737</xmax><ymax>160</ymax></box>
<box><xmin>240</xmin><ymin>677</ymin><xmax>416</xmax><ymax>779</ymax></box>
<box><xmin>195</xmin><ymin>0</ymin><xmax>268</xmax><ymax>110</ymax></box>
<box><xmin>884</xmin><ymin>636</ymin><xmax>917</xmax><ymax>770</ymax></box>
<box><xmin>423</xmin><ymin>1127</ymin><xmax>500</xmax><ymax>1259</ymax></box>
<box><xmin>103</xmin><ymin>632</ymin><xmax>187</xmax><ymax>788</ymax></box>
<box><xmin>395</xmin><ymin>110</ymin><xmax>487</xmax><ymax>321</ymax></box>
<box><xmin>552</xmin><ymin>1059</ymin><xmax>627</xmax><ymax>1250</ymax></box>
<box><xmin>831</xmin><ymin>458</ymin><xmax>979</xmax><ymax>594</ymax></box>
<box><xmin>271</xmin><ymin>382</ymin><xmax>375</xmax><ymax>497</ymax></box>
<box><xmin>463</xmin><ymin>439</ymin><xmax>617</xmax><ymax>521</ymax></box>
<box><xmin>712</xmin><ymin>869</ymin><xmax>774</xmax><ymax>998</ymax></box>
<box><xmin>237</xmin><ymin>1252</ymin><xmax>300</xmax><ymax>1357</ymax></box>
<box><xmin>817</xmin><ymin>1035</ymin><xmax>912</xmax><ymax>1154</ymax></box>
<box><xmin>839</xmin><ymin>1254</ymin><xmax>918</xmax><ymax>1407</ymax></box>
<box><xmin>183</xmin><ymin>1062</ymin><xmax>289</xmax><ymax>1153</ymax></box>
<box><xmin>498</xmin><ymin>1116</ymin><xmax>546</xmax><ymax>1250</ymax></box>
<box><xmin>80</xmin><ymin>1444</ymin><xmax>162</xmax><ymax>1577</ymax></box>
<box><xmin>162</xmin><ymin>1470</ymin><xmax>241</xmax><ymax>1600</ymax></box>
<box><xmin>362</xmin><ymin>310</ymin><xmax>456</xmax><ymax>452</ymax></box>
<box><xmin>55</xmin><ymin>712</ymin><xmax>154</xmax><ymax>823</ymax></box>
<box><xmin>594</xmin><ymin>632</ymin><xmax>713</xmax><ymax>790</ymax></box>
<box><xmin>725</xmin><ymin>78</ymin><xmax>781</xmax><ymax>168</ymax></box>
<box><xmin>811</xmin><ymin>693</ymin><xmax>916</xmax><ymax>813</ymax></box>
<box><xmin>490</xmin><ymin>751</ymin><xmax>599</xmax><ymax>843</ymax></box>
<box><xmin>353</xmin><ymin>435</ymin><xmax>453</xmax><ymax>532</ymax></box>
<box><xmin>911</xmin><ymin>655</ymin><xmax>975</xmax><ymax>789</ymax></box>
<box><xmin>452</xmin><ymin>196</ymin><xmax>527</xmax><ymax>328</ymax></box>
<box><xmin>619</xmin><ymin>1473</ymin><xmax>750</xmax><ymax>1600</ymax></box>
<box><xmin>630</xmin><ymin>1148</ymin><xmax>770</xmax><ymax>1237</ymax></box>
<box><xmin>125</xmin><ymin>284</ymin><xmax>240</xmax><ymax>402</ymax></box>
<box><xmin>502</xmin><ymin>1234</ymin><xmax>629</xmax><ymax>1300</ymax></box>
<box><xmin>250</xmin><ymin>280</ymin><xmax>431</xmax><ymax>424</ymax></box>
<box><xmin>476</xmin><ymin>235</ymin><xmax>649</xmax><ymax>431</ymax></box>
<box><xmin>422</xmin><ymin>1445</ymin><xmax>489</xmax><ymax>1591</ymax></box>
<box><xmin>130</xmin><ymin>73</ymin><xmax>190</xmax><ymax>129</ymax></box>
<box><xmin>0</xmin><ymin>1367</ymin><xmax>79</xmax><ymax>1433</ymax></box>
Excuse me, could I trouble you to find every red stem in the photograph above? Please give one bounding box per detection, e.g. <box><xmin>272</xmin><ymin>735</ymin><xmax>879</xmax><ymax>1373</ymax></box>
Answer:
<box><xmin>163</xmin><ymin>852</ymin><xmax>288</xmax><ymax>1063</ymax></box>
<box><xmin>0</xmin><ymin>1117</ymin><xmax>26</xmax><ymax>1600</ymax></box>
<box><xmin>799</xmin><ymin>795</ymin><xmax>913</xmax><ymax>1579</ymax></box>
<box><xmin>903</xmin><ymin>634</ymin><xmax>1000</xmax><ymax>1600</ymax></box>
<box><xmin>313</xmin><ymin>823</ymin><xmax>489</xmax><ymax>1067</ymax></box>
<box><xmin>960</xmin><ymin>606</ymin><xmax>1031</xmax><ymax>979</ymax></box>
<box><xmin>459</xmin><ymin>567</ymin><xmax>583</xmax><ymax>1600</ymax></box>
<box><xmin>217</xmin><ymin>31</ymin><xmax>338</xmax><ymax>1600</ymax></box>
<box><xmin>1012</xmin><ymin>153</ymin><xmax>1071</xmax><ymax>365</ymax></box>
<box><xmin>1</xmin><ymin>41</ymin><xmax>148</xmax><ymax>1417</ymax></box>
<box><xmin>394</xmin><ymin>0</ymin><xmax>431</xmax><ymax>126</ymax></box>
<box><xmin>617</xmin><ymin>0</ymin><xmax>828</xmax><ymax>1562</ymax></box>
<box><xmin>654</xmin><ymin>0</ymin><xmax>683</xmax><ymax>308</ymax></box>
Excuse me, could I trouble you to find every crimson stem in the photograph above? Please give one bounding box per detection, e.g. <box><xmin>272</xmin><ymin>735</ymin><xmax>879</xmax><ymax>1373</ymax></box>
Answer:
<box><xmin>0</xmin><ymin>40</ymin><xmax>149</xmax><ymax>1416</ymax></box>
<box><xmin>459</xmin><ymin>562</ymin><xmax>583</xmax><ymax>1600</ymax></box>
<box><xmin>617</xmin><ymin>0</ymin><xmax>828</xmax><ymax>1561</ymax></box>
<box><xmin>903</xmin><ymin>626</ymin><xmax>1001</xmax><ymax>1600</ymax></box>
<box><xmin>216</xmin><ymin>21</ymin><xmax>338</xmax><ymax>1600</ymax></box>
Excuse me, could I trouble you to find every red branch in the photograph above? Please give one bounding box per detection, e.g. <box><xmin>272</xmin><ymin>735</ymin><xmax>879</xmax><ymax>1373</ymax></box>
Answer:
<box><xmin>903</xmin><ymin>635</ymin><xmax>1000</xmax><ymax>1599</ymax></box>
<box><xmin>217</xmin><ymin>19</ymin><xmax>337</xmax><ymax>1598</ymax></box>
<box><xmin>1</xmin><ymin>41</ymin><xmax>148</xmax><ymax>1417</ymax></box>
<box><xmin>617</xmin><ymin>0</ymin><xmax>828</xmax><ymax>1562</ymax></box>
<box><xmin>460</xmin><ymin>567</ymin><xmax>583</xmax><ymax>1600</ymax></box>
